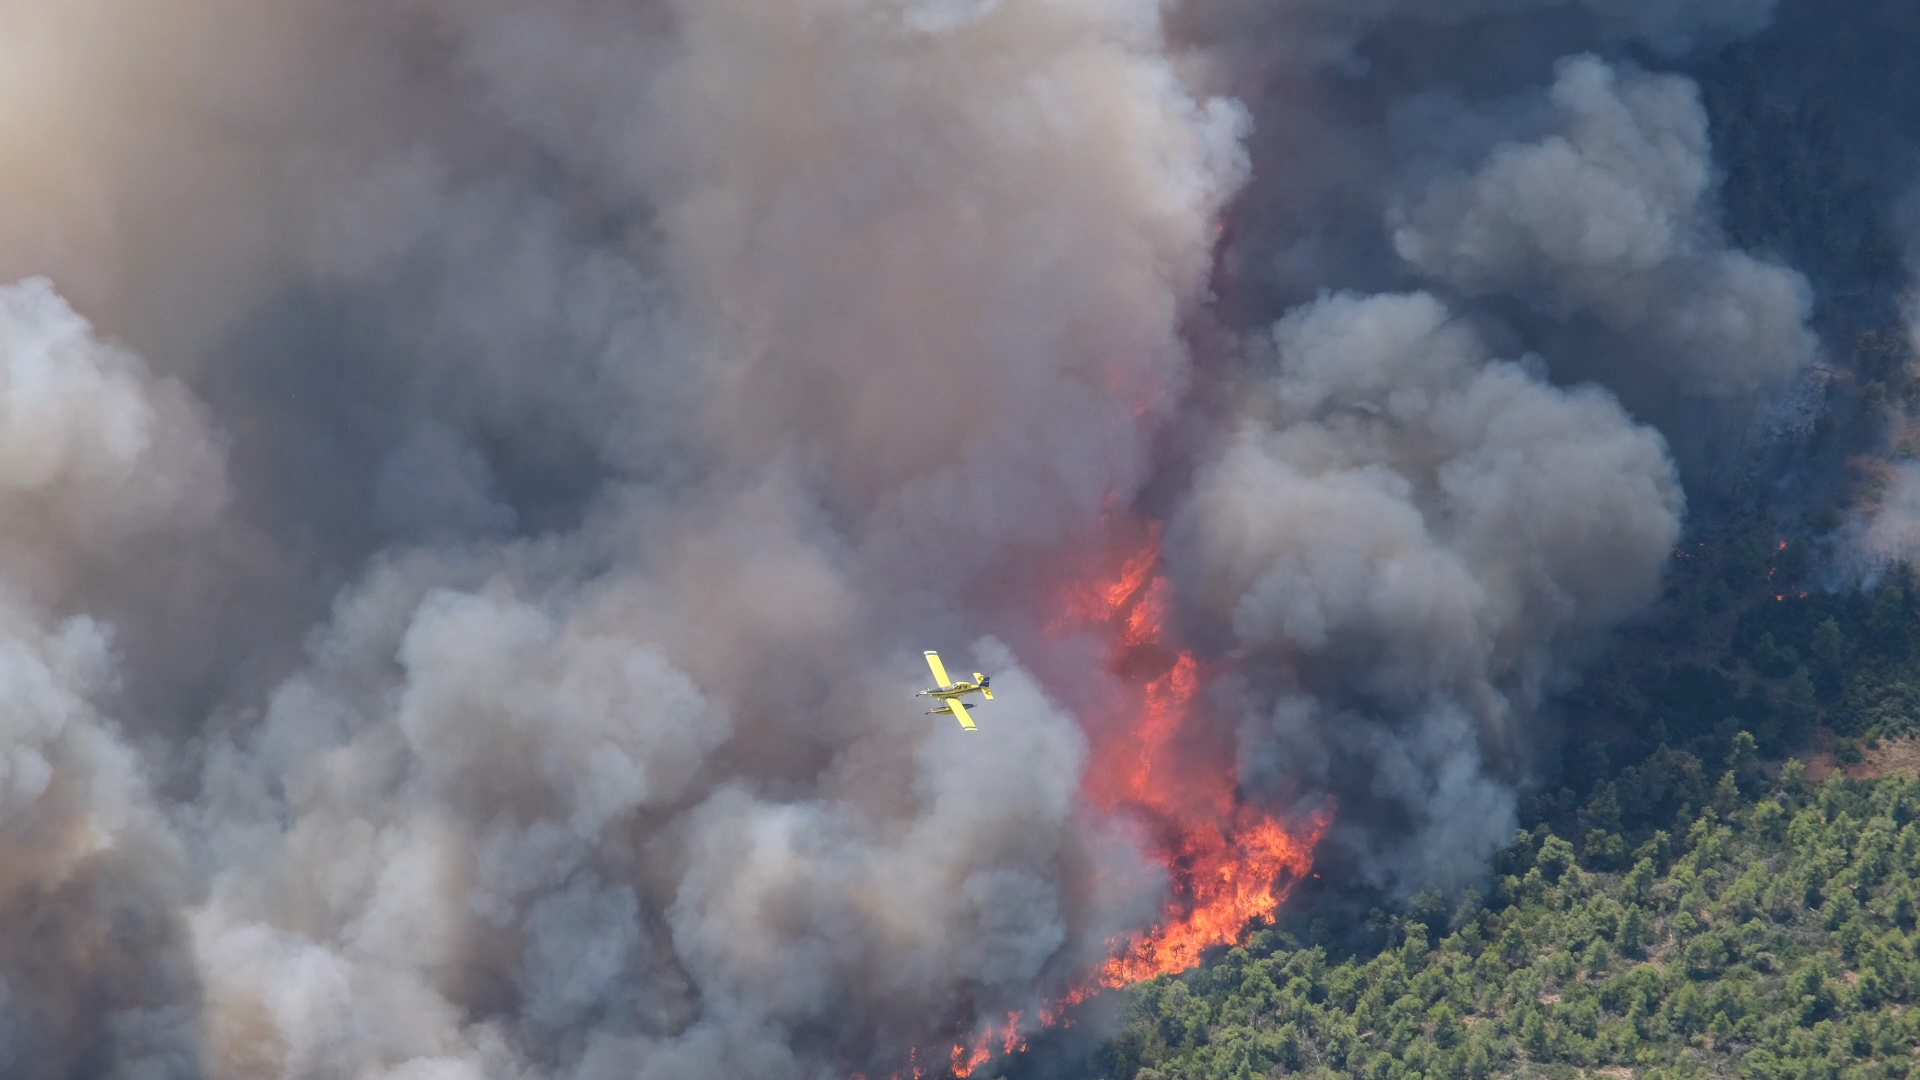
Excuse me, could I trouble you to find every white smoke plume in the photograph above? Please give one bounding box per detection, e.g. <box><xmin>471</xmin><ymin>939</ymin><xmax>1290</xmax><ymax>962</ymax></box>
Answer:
<box><xmin>0</xmin><ymin>279</ymin><xmax>226</xmax><ymax>586</ymax></box>
<box><xmin>0</xmin><ymin>0</ymin><xmax>1816</xmax><ymax>1075</ymax></box>
<box><xmin>1835</xmin><ymin>459</ymin><xmax>1920</xmax><ymax>583</ymax></box>
<box><xmin>0</xmin><ymin>279</ymin><xmax>219</xmax><ymax>1079</ymax></box>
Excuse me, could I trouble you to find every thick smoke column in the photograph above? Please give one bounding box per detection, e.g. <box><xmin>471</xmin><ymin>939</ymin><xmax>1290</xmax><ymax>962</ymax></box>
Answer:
<box><xmin>3</xmin><ymin>0</ymin><xmax>1237</xmax><ymax>1076</ymax></box>
<box><xmin>0</xmin><ymin>0</ymin><xmax>1830</xmax><ymax>1076</ymax></box>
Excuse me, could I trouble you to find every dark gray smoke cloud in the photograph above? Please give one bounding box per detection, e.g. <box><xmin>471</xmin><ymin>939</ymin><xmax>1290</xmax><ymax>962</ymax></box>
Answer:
<box><xmin>1390</xmin><ymin>54</ymin><xmax>1816</xmax><ymax>399</ymax></box>
<box><xmin>1167</xmin><ymin>291</ymin><xmax>1683</xmax><ymax>893</ymax></box>
<box><xmin>1142</xmin><ymin>2</ymin><xmax>1823</xmax><ymax>897</ymax></box>
<box><xmin>0</xmin><ymin>0</ymin><xmax>1823</xmax><ymax>1075</ymax></box>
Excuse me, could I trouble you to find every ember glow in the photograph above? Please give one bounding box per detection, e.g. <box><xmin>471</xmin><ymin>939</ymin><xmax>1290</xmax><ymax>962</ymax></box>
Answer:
<box><xmin>1054</xmin><ymin>521</ymin><xmax>1330</xmax><ymax>987</ymax></box>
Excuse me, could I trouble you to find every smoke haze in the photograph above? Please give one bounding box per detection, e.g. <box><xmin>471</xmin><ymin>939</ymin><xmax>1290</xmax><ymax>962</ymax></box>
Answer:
<box><xmin>0</xmin><ymin>0</ymin><xmax>1846</xmax><ymax>1075</ymax></box>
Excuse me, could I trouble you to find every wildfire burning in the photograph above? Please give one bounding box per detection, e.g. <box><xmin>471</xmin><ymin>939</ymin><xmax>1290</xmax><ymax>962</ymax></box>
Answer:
<box><xmin>1053</xmin><ymin>521</ymin><xmax>1329</xmax><ymax>987</ymax></box>
<box><xmin>899</xmin><ymin>517</ymin><xmax>1330</xmax><ymax>1079</ymax></box>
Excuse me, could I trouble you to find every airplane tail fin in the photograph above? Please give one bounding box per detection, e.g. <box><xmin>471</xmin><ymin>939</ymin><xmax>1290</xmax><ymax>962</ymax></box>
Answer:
<box><xmin>975</xmin><ymin>674</ymin><xmax>993</xmax><ymax>700</ymax></box>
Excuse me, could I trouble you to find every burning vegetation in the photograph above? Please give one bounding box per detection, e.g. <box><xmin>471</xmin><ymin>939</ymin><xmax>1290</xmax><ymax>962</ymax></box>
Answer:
<box><xmin>892</xmin><ymin>518</ymin><xmax>1331</xmax><ymax>1080</ymax></box>
<box><xmin>1052</xmin><ymin>521</ymin><xmax>1329</xmax><ymax>988</ymax></box>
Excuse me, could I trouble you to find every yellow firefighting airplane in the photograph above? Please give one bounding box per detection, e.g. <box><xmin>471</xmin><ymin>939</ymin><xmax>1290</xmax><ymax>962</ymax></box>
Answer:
<box><xmin>918</xmin><ymin>650</ymin><xmax>993</xmax><ymax>732</ymax></box>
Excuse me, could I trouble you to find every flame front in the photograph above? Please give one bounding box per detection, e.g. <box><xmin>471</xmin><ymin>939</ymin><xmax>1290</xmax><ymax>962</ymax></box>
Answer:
<box><xmin>1054</xmin><ymin>521</ymin><xmax>1329</xmax><ymax>987</ymax></box>
<box><xmin>886</xmin><ymin>517</ymin><xmax>1330</xmax><ymax>1079</ymax></box>
<box><xmin>1100</xmin><ymin>807</ymin><xmax>1325</xmax><ymax>984</ymax></box>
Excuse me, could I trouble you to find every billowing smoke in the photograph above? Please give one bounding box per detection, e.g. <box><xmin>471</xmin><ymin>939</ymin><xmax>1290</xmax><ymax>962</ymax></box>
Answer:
<box><xmin>0</xmin><ymin>0</ymin><xmax>1828</xmax><ymax>1075</ymax></box>
<box><xmin>1167</xmin><ymin>291</ymin><xmax>1683</xmax><ymax>893</ymax></box>
<box><xmin>1390</xmin><ymin>54</ymin><xmax>1815</xmax><ymax>400</ymax></box>
<box><xmin>1150</xmin><ymin>3</ymin><xmax>1822</xmax><ymax>896</ymax></box>
<box><xmin>0</xmin><ymin>278</ymin><xmax>219</xmax><ymax>1079</ymax></box>
<box><xmin>5</xmin><ymin>1</ymin><xmax>1230</xmax><ymax>1075</ymax></box>
<box><xmin>0</xmin><ymin>279</ymin><xmax>226</xmax><ymax>585</ymax></box>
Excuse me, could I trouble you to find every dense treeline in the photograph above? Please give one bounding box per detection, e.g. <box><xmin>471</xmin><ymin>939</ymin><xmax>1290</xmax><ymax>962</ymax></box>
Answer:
<box><xmin>1028</xmin><ymin>515</ymin><xmax>1920</xmax><ymax>1080</ymax></box>
<box><xmin>1035</xmin><ymin>516</ymin><xmax>1920</xmax><ymax>1080</ymax></box>
<box><xmin>1083</xmin><ymin>762</ymin><xmax>1920</xmax><ymax>1080</ymax></box>
<box><xmin>1546</xmin><ymin>532</ymin><xmax>1920</xmax><ymax>804</ymax></box>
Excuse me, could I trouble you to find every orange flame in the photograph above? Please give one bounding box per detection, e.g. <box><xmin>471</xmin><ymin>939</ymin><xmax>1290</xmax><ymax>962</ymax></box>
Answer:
<box><xmin>1054</xmin><ymin>520</ymin><xmax>1329</xmax><ymax>987</ymax></box>
<box><xmin>1101</xmin><ymin>808</ymin><xmax>1326</xmax><ymax>984</ymax></box>
<box><xmin>881</xmin><ymin>515</ymin><xmax>1329</xmax><ymax>1080</ymax></box>
<box><xmin>944</xmin><ymin>1012</ymin><xmax>1029</xmax><ymax>1078</ymax></box>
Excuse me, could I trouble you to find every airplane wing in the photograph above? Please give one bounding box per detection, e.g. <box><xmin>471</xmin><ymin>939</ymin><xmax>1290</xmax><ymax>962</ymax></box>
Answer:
<box><xmin>945</xmin><ymin>697</ymin><xmax>978</xmax><ymax>732</ymax></box>
<box><xmin>924</xmin><ymin>650</ymin><xmax>954</xmax><ymax>689</ymax></box>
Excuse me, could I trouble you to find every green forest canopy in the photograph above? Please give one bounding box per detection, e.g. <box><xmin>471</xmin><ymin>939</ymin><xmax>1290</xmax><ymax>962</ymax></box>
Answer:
<box><xmin>1009</xmin><ymin>524</ymin><xmax>1920</xmax><ymax>1080</ymax></box>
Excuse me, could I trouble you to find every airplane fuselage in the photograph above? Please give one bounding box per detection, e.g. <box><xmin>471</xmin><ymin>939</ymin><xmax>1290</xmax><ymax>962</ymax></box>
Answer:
<box><xmin>918</xmin><ymin>683</ymin><xmax>986</xmax><ymax>700</ymax></box>
<box><xmin>919</xmin><ymin>650</ymin><xmax>991</xmax><ymax>730</ymax></box>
